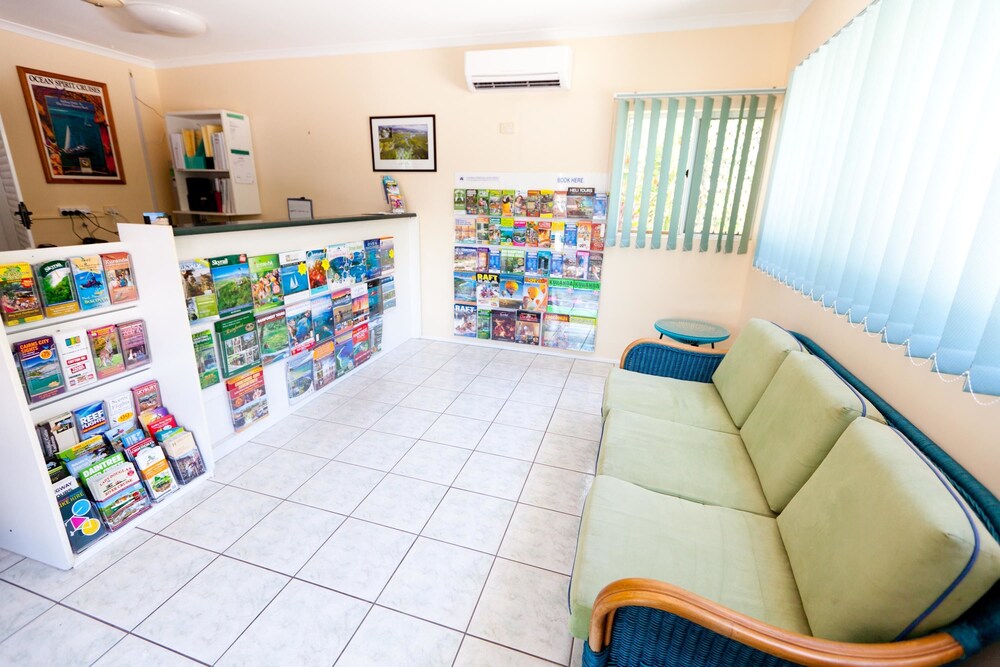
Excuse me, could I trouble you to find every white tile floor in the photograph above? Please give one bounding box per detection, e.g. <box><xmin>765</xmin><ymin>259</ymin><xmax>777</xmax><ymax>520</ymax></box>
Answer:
<box><xmin>0</xmin><ymin>338</ymin><xmax>609</xmax><ymax>666</ymax></box>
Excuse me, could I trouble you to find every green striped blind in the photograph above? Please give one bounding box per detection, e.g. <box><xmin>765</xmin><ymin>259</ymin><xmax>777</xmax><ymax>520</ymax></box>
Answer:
<box><xmin>606</xmin><ymin>93</ymin><xmax>780</xmax><ymax>254</ymax></box>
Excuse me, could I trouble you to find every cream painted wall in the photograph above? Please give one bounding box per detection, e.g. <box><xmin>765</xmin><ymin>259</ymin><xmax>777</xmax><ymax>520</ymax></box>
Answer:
<box><xmin>738</xmin><ymin>0</ymin><xmax>1000</xmax><ymax>507</ymax></box>
<box><xmin>787</xmin><ymin>0</ymin><xmax>871</xmax><ymax>66</ymax></box>
<box><xmin>155</xmin><ymin>24</ymin><xmax>793</xmax><ymax>359</ymax></box>
<box><xmin>0</xmin><ymin>29</ymin><xmax>167</xmax><ymax>246</ymax></box>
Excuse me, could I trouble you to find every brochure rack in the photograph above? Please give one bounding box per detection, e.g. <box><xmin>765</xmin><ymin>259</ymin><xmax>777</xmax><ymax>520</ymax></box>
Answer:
<box><xmin>0</xmin><ymin>224</ymin><xmax>213</xmax><ymax>569</ymax></box>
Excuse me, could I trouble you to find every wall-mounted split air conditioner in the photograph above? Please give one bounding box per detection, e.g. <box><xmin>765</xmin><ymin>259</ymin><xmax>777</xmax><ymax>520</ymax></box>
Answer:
<box><xmin>464</xmin><ymin>46</ymin><xmax>573</xmax><ymax>92</ymax></box>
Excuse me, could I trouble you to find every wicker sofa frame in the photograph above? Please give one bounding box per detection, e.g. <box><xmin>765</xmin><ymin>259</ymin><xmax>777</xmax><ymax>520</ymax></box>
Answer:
<box><xmin>582</xmin><ymin>335</ymin><xmax>1000</xmax><ymax>667</ymax></box>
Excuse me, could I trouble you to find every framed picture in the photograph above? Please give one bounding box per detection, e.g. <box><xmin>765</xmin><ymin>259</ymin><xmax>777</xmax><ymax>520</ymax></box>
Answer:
<box><xmin>16</xmin><ymin>66</ymin><xmax>125</xmax><ymax>184</ymax></box>
<box><xmin>370</xmin><ymin>114</ymin><xmax>436</xmax><ymax>172</ymax></box>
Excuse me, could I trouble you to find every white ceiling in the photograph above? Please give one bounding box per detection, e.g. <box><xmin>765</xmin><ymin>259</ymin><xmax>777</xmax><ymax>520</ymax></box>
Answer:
<box><xmin>0</xmin><ymin>0</ymin><xmax>812</xmax><ymax>68</ymax></box>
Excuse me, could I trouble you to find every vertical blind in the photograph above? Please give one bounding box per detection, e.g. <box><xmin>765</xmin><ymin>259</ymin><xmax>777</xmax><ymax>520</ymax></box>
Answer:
<box><xmin>755</xmin><ymin>0</ymin><xmax>1000</xmax><ymax>397</ymax></box>
<box><xmin>606</xmin><ymin>91</ymin><xmax>780</xmax><ymax>253</ymax></box>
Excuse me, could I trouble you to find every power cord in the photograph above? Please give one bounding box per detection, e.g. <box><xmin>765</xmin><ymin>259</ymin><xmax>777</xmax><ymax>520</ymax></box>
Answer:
<box><xmin>84</xmin><ymin>211</ymin><xmax>120</xmax><ymax>238</ymax></box>
<box><xmin>67</xmin><ymin>213</ymin><xmax>85</xmax><ymax>242</ymax></box>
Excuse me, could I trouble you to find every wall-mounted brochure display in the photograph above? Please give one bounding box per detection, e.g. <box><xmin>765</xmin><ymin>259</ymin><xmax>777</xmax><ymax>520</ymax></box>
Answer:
<box><xmin>179</xmin><ymin>237</ymin><xmax>396</xmax><ymax>433</ymax></box>
<box><xmin>452</xmin><ymin>173</ymin><xmax>607</xmax><ymax>352</ymax></box>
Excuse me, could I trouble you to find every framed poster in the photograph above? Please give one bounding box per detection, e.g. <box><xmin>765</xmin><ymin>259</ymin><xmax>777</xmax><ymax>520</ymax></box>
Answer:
<box><xmin>16</xmin><ymin>67</ymin><xmax>125</xmax><ymax>184</ymax></box>
<box><xmin>370</xmin><ymin>114</ymin><xmax>436</xmax><ymax>172</ymax></box>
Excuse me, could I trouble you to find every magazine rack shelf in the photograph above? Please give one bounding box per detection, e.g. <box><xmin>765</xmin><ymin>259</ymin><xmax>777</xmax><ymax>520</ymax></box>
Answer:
<box><xmin>166</xmin><ymin>110</ymin><xmax>261</xmax><ymax>219</ymax></box>
<box><xmin>171</xmin><ymin>214</ymin><xmax>422</xmax><ymax>459</ymax></box>
<box><xmin>0</xmin><ymin>225</ymin><xmax>213</xmax><ymax>570</ymax></box>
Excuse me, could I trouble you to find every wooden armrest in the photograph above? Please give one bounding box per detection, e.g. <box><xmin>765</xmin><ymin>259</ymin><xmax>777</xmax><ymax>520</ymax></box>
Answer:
<box><xmin>619</xmin><ymin>337</ymin><xmax>726</xmax><ymax>368</ymax></box>
<box><xmin>589</xmin><ymin>578</ymin><xmax>964</xmax><ymax>667</ymax></box>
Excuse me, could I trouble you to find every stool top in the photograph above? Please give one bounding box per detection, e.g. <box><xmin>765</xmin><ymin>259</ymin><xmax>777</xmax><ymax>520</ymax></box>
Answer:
<box><xmin>654</xmin><ymin>318</ymin><xmax>730</xmax><ymax>345</ymax></box>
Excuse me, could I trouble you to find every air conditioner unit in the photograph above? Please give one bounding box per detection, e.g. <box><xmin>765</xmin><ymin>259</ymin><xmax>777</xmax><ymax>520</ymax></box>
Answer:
<box><xmin>465</xmin><ymin>46</ymin><xmax>573</xmax><ymax>92</ymax></box>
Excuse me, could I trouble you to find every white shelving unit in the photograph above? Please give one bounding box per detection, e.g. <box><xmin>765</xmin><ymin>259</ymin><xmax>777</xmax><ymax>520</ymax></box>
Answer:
<box><xmin>166</xmin><ymin>110</ymin><xmax>262</xmax><ymax>220</ymax></box>
<box><xmin>0</xmin><ymin>225</ymin><xmax>213</xmax><ymax>569</ymax></box>
<box><xmin>172</xmin><ymin>215</ymin><xmax>422</xmax><ymax>459</ymax></box>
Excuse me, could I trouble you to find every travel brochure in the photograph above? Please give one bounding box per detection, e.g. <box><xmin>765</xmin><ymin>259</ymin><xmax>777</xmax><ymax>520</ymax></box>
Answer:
<box><xmin>451</xmin><ymin>182</ymin><xmax>603</xmax><ymax>352</ymax></box>
<box><xmin>179</xmin><ymin>236</ymin><xmax>396</xmax><ymax>432</ymax></box>
<box><xmin>38</xmin><ymin>375</ymin><xmax>207</xmax><ymax>551</ymax></box>
<box><xmin>1</xmin><ymin>253</ymin><xmax>138</xmax><ymax>328</ymax></box>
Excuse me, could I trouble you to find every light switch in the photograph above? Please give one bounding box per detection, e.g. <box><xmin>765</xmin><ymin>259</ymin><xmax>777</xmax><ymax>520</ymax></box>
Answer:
<box><xmin>500</xmin><ymin>122</ymin><xmax>516</xmax><ymax>135</ymax></box>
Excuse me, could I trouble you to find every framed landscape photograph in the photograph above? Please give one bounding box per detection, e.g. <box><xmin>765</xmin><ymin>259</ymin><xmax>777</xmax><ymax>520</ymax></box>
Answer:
<box><xmin>370</xmin><ymin>114</ymin><xmax>436</xmax><ymax>172</ymax></box>
<box><xmin>16</xmin><ymin>67</ymin><xmax>125</xmax><ymax>184</ymax></box>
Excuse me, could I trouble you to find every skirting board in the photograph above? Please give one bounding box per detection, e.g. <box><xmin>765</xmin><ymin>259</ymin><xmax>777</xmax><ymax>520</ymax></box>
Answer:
<box><xmin>424</xmin><ymin>334</ymin><xmax>618</xmax><ymax>366</ymax></box>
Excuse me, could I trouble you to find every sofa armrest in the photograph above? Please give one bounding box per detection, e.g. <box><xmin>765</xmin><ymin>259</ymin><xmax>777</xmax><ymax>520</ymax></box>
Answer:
<box><xmin>588</xmin><ymin>578</ymin><xmax>964</xmax><ymax>667</ymax></box>
<box><xmin>620</xmin><ymin>338</ymin><xmax>726</xmax><ymax>383</ymax></box>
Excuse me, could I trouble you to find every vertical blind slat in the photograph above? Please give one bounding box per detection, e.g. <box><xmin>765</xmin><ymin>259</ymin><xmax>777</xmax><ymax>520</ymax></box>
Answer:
<box><xmin>605</xmin><ymin>99</ymin><xmax>631</xmax><ymax>248</ymax></box>
<box><xmin>739</xmin><ymin>94</ymin><xmax>775</xmax><ymax>255</ymax></box>
<box><xmin>835</xmin><ymin>0</ymin><xmax>925</xmax><ymax>318</ymax></box>
<box><xmin>862</xmin><ymin>0</ymin><xmax>983</xmax><ymax>333</ymax></box>
<box><xmin>723</xmin><ymin>96</ymin><xmax>755</xmax><ymax>253</ymax></box>
<box><xmin>813</xmin><ymin>6</ymin><xmax>887</xmax><ymax>306</ymax></box>
<box><xmin>650</xmin><ymin>98</ymin><xmax>679</xmax><ymax>250</ymax></box>
<box><xmin>755</xmin><ymin>0</ymin><xmax>1000</xmax><ymax>395</ymax></box>
<box><xmin>801</xmin><ymin>18</ymin><xmax>867</xmax><ymax>296</ymax></box>
<box><xmin>619</xmin><ymin>99</ymin><xmax>646</xmax><ymax>248</ymax></box>
<box><xmin>683</xmin><ymin>97</ymin><xmax>714</xmax><ymax>251</ymax></box>
<box><xmin>635</xmin><ymin>99</ymin><xmax>662</xmax><ymax>249</ymax></box>
<box><xmin>718</xmin><ymin>96</ymin><xmax>746</xmax><ymax>253</ymax></box>
<box><xmin>700</xmin><ymin>96</ymin><xmax>732</xmax><ymax>252</ymax></box>
<box><xmin>667</xmin><ymin>98</ymin><xmax>697</xmax><ymax>250</ymax></box>
<box><xmin>935</xmin><ymin>165</ymin><xmax>1000</xmax><ymax>374</ymax></box>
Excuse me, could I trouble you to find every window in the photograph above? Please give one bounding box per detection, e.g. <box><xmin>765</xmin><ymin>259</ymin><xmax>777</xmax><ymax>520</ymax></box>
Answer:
<box><xmin>754</xmin><ymin>0</ymin><xmax>1000</xmax><ymax>399</ymax></box>
<box><xmin>606</xmin><ymin>93</ymin><xmax>779</xmax><ymax>253</ymax></box>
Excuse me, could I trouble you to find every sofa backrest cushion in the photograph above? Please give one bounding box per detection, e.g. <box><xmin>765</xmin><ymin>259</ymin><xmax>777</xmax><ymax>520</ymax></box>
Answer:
<box><xmin>741</xmin><ymin>351</ymin><xmax>880</xmax><ymax>512</ymax></box>
<box><xmin>777</xmin><ymin>418</ymin><xmax>1000</xmax><ymax>642</ymax></box>
<box><xmin>712</xmin><ymin>319</ymin><xmax>801</xmax><ymax>428</ymax></box>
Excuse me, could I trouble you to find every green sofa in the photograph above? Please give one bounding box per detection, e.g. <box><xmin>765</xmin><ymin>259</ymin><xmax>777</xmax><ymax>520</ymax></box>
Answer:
<box><xmin>571</xmin><ymin>320</ymin><xmax>1000</xmax><ymax>667</ymax></box>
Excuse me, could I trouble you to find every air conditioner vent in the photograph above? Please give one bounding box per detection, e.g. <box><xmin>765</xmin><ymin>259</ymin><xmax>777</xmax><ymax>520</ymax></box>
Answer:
<box><xmin>472</xmin><ymin>79</ymin><xmax>563</xmax><ymax>90</ymax></box>
<box><xmin>465</xmin><ymin>46</ymin><xmax>572</xmax><ymax>92</ymax></box>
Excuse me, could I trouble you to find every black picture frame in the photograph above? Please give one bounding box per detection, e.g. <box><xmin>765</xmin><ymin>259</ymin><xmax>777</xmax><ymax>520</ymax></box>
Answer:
<box><xmin>370</xmin><ymin>114</ymin><xmax>437</xmax><ymax>172</ymax></box>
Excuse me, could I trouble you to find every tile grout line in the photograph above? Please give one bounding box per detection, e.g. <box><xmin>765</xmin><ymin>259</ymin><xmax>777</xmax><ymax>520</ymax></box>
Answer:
<box><xmin>286</xmin><ymin>430</ymin><xmax>428</xmax><ymax>667</ymax></box>
<box><xmin>3</xmin><ymin>338</ymin><xmax>608</xmax><ymax>666</ymax></box>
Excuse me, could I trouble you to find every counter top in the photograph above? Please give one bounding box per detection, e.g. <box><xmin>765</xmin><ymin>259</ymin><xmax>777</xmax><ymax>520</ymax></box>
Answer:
<box><xmin>172</xmin><ymin>213</ymin><xmax>416</xmax><ymax>236</ymax></box>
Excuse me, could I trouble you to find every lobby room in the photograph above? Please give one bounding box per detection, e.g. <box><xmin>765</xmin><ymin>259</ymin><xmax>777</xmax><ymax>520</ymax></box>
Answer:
<box><xmin>0</xmin><ymin>0</ymin><xmax>998</xmax><ymax>665</ymax></box>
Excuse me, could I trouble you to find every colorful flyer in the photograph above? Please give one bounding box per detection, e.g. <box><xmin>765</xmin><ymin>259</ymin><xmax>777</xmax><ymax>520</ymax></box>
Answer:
<box><xmin>286</xmin><ymin>351</ymin><xmax>313</xmax><ymax>401</ymax></box>
<box><xmin>191</xmin><ymin>329</ymin><xmax>220</xmax><ymax>389</ymax></box>
<box><xmin>0</xmin><ymin>262</ymin><xmax>43</xmax><ymax>325</ymax></box>
<box><xmin>248</xmin><ymin>253</ymin><xmax>284</xmax><ymax>314</ymax></box>
<box><xmin>17</xmin><ymin>335</ymin><xmax>65</xmax><ymax>401</ymax></box>
<box><xmin>55</xmin><ymin>329</ymin><xmax>96</xmax><ymax>391</ymax></box>
<box><xmin>101</xmin><ymin>252</ymin><xmax>139</xmax><ymax>304</ymax></box>
<box><xmin>214</xmin><ymin>312</ymin><xmax>261</xmax><ymax>379</ymax></box>
<box><xmin>179</xmin><ymin>258</ymin><xmax>218</xmax><ymax>321</ymax></box>
<box><xmin>279</xmin><ymin>250</ymin><xmax>309</xmax><ymax>303</ymax></box>
<box><xmin>118</xmin><ymin>319</ymin><xmax>151</xmax><ymax>370</ymax></box>
<box><xmin>87</xmin><ymin>324</ymin><xmax>125</xmax><ymax>379</ymax></box>
<box><xmin>255</xmin><ymin>308</ymin><xmax>290</xmax><ymax>365</ymax></box>
<box><xmin>285</xmin><ymin>301</ymin><xmax>314</xmax><ymax>356</ymax></box>
<box><xmin>209</xmin><ymin>254</ymin><xmax>253</xmax><ymax>317</ymax></box>
<box><xmin>312</xmin><ymin>340</ymin><xmax>337</xmax><ymax>390</ymax></box>
<box><xmin>35</xmin><ymin>259</ymin><xmax>79</xmax><ymax>318</ymax></box>
<box><xmin>226</xmin><ymin>366</ymin><xmax>268</xmax><ymax>432</ymax></box>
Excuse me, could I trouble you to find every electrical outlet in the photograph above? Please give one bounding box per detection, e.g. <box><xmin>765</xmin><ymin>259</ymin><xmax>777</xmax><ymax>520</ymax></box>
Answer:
<box><xmin>59</xmin><ymin>206</ymin><xmax>92</xmax><ymax>216</ymax></box>
<box><xmin>103</xmin><ymin>206</ymin><xmax>120</xmax><ymax>216</ymax></box>
<box><xmin>500</xmin><ymin>122</ymin><xmax>516</xmax><ymax>135</ymax></box>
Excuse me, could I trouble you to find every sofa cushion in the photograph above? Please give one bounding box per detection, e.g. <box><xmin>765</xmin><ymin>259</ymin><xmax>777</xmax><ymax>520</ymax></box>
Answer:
<box><xmin>569</xmin><ymin>475</ymin><xmax>810</xmax><ymax>639</ymax></box>
<box><xmin>597</xmin><ymin>409</ymin><xmax>772</xmax><ymax>516</ymax></box>
<box><xmin>740</xmin><ymin>352</ymin><xmax>879</xmax><ymax>512</ymax></box>
<box><xmin>778</xmin><ymin>418</ymin><xmax>1000</xmax><ymax>643</ymax></box>
<box><xmin>602</xmin><ymin>368</ymin><xmax>738</xmax><ymax>435</ymax></box>
<box><xmin>711</xmin><ymin>318</ymin><xmax>801</xmax><ymax>427</ymax></box>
